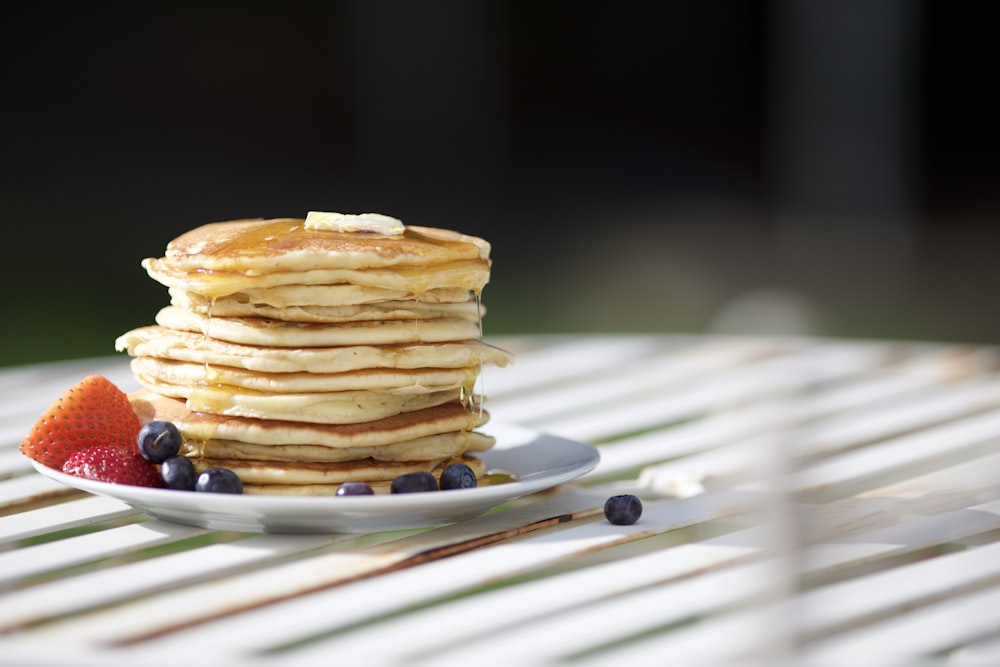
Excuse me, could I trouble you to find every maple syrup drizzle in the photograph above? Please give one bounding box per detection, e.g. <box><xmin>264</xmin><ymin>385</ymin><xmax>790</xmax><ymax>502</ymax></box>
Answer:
<box><xmin>411</xmin><ymin>304</ymin><xmax>421</xmax><ymax>342</ymax></box>
<box><xmin>188</xmin><ymin>294</ymin><xmax>220</xmax><ymax>446</ymax></box>
<box><xmin>474</xmin><ymin>289</ymin><xmax>485</xmax><ymax>419</ymax></box>
<box><xmin>202</xmin><ymin>296</ymin><xmax>215</xmax><ymax>382</ymax></box>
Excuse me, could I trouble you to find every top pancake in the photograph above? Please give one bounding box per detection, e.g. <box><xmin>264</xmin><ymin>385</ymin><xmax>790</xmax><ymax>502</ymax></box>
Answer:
<box><xmin>142</xmin><ymin>219</ymin><xmax>492</xmax><ymax>299</ymax></box>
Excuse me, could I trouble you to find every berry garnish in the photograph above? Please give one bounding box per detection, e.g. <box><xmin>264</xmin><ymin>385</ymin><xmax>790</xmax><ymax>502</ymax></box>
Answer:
<box><xmin>137</xmin><ymin>420</ymin><xmax>182</xmax><ymax>464</ymax></box>
<box><xmin>604</xmin><ymin>494</ymin><xmax>642</xmax><ymax>525</ymax></box>
<box><xmin>20</xmin><ymin>375</ymin><xmax>140</xmax><ymax>470</ymax></box>
<box><xmin>161</xmin><ymin>455</ymin><xmax>197</xmax><ymax>490</ymax></box>
<box><xmin>336</xmin><ymin>482</ymin><xmax>375</xmax><ymax>496</ymax></box>
<box><xmin>195</xmin><ymin>467</ymin><xmax>244</xmax><ymax>494</ymax></box>
<box><xmin>390</xmin><ymin>471</ymin><xmax>438</xmax><ymax>494</ymax></box>
<box><xmin>439</xmin><ymin>462</ymin><xmax>477</xmax><ymax>490</ymax></box>
<box><xmin>62</xmin><ymin>445</ymin><xmax>164</xmax><ymax>488</ymax></box>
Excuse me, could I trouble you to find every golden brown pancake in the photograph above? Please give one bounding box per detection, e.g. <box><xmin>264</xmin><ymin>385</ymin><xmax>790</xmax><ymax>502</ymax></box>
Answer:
<box><xmin>143</xmin><ymin>219</ymin><xmax>492</xmax><ymax>298</ymax></box>
<box><xmin>115</xmin><ymin>327</ymin><xmax>513</xmax><ymax>374</ymax></box>
<box><xmin>190</xmin><ymin>431</ymin><xmax>495</xmax><ymax>463</ymax></box>
<box><xmin>154</xmin><ymin>219</ymin><xmax>490</xmax><ymax>272</ymax></box>
<box><xmin>130</xmin><ymin>390</ymin><xmax>489</xmax><ymax>449</ymax></box>
<box><xmin>237</xmin><ymin>456</ymin><xmax>488</xmax><ymax>495</ymax></box>
<box><xmin>130</xmin><ymin>357</ymin><xmax>477</xmax><ymax>395</ymax></box>
<box><xmin>170</xmin><ymin>289</ymin><xmax>482</xmax><ymax>323</ymax></box>
<box><xmin>146</xmin><ymin>262</ymin><xmax>491</xmax><ymax>297</ymax></box>
<box><xmin>218</xmin><ymin>284</ymin><xmax>474</xmax><ymax>308</ymax></box>
<box><xmin>193</xmin><ymin>454</ymin><xmax>487</xmax><ymax>486</ymax></box>
<box><xmin>153</xmin><ymin>306</ymin><xmax>482</xmax><ymax>347</ymax></box>
<box><xmin>138</xmin><ymin>379</ymin><xmax>463</xmax><ymax>425</ymax></box>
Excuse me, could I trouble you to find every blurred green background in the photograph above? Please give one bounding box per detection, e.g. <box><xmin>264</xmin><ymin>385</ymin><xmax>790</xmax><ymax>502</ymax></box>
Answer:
<box><xmin>2</xmin><ymin>1</ymin><xmax>998</xmax><ymax>368</ymax></box>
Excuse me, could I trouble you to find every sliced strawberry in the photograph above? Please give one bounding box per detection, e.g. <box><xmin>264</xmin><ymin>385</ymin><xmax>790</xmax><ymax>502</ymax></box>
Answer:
<box><xmin>20</xmin><ymin>375</ymin><xmax>141</xmax><ymax>469</ymax></box>
<box><xmin>62</xmin><ymin>445</ymin><xmax>164</xmax><ymax>488</ymax></box>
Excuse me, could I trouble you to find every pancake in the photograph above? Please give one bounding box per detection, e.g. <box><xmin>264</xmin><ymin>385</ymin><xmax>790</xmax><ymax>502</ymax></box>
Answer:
<box><xmin>154</xmin><ymin>306</ymin><xmax>482</xmax><ymax>347</ymax></box>
<box><xmin>237</xmin><ymin>456</ymin><xmax>488</xmax><ymax>495</ymax></box>
<box><xmin>145</xmin><ymin>262</ymin><xmax>491</xmax><ymax>297</ymax></box>
<box><xmin>130</xmin><ymin>357</ymin><xmax>477</xmax><ymax>395</ymax></box>
<box><xmin>115</xmin><ymin>327</ymin><xmax>513</xmax><ymax>374</ymax></box>
<box><xmin>143</xmin><ymin>260</ymin><xmax>489</xmax><ymax>297</ymax></box>
<box><xmin>142</xmin><ymin>220</ymin><xmax>492</xmax><ymax>299</ymax></box>
<box><xmin>152</xmin><ymin>219</ymin><xmax>490</xmax><ymax>273</ymax></box>
<box><xmin>190</xmin><ymin>431</ymin><xmax>495</xmax><ymax>463</ymax></box>
<box><xmin>193</xmin><ymin>454</ymin><xmax>486</xmax><ymax>486</ymax></box>
<box><xmin>228</xmin><ymin>284</ymin><xmax>474</xmax><ymax>307</ymax></box>
<box><xmin>170</xmin><ymin>289</ymin><xmax>482</xmax><ymax>323</ymax></box>
<box><xmin>133</xmin><ymin>375</ymin><xmax>463</xmax><ymax>424</ymax></box>
<box><xmin>130</xmin><ymin>390</ymin><xmax>489</xmax><ymax>448</ymax></box>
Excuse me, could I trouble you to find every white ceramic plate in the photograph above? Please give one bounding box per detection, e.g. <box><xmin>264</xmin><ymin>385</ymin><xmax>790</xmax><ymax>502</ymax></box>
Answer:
<box><xmin>31</xmin><ymin>422</ymin><xmax>599</xmax><ymax>534</ymax></box>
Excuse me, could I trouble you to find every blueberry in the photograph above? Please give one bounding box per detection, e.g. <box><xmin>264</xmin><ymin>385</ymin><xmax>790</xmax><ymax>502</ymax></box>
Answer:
<box><xmin>336</xmin><ymin>482</ymin><xmax>375</xmax><ymax>496</ymax></box>
<box><xmin>161</xmin><ymin>455</ymin><xmax>197</xmax><ymax>490</ymax></box>
<box><xmin>195</xmin><ymin>467</ymin><xmax>244</xmax><ymax>494</ymax></box>
<box><xmin>604</xmin><ymin>494</ymin><xmax>642</xmax><ymax>525</ymax></box>
<box><xmin>390</xmin><ymin>471</ymin><xmax>438</xmax><ymax>494</ymax></box>
<box><xmin>439</xmin><ymin>462</ymin><xmax>477</xmax><ymax>490</ymax></box>
<box><xmin>137</xmin><ymin>420</ymin><xmax>182</xmax><ymax>464</ymax></box>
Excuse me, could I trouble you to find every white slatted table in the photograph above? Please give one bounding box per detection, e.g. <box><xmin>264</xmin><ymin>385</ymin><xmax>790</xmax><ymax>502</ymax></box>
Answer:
<box><xmin>2</xmin><ymin>334</ymin><xmax>1000</xmax><ymax>666</ymax></box>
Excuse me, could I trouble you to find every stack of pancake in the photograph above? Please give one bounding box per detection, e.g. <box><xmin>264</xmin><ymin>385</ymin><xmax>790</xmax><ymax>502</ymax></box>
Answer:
<box><xmin>115</xmin><ymin>213</ymin><xmax>512</xmax><ymax>494</ymax></box>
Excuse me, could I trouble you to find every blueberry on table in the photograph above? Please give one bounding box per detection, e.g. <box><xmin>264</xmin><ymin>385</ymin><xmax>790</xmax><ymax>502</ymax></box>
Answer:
<box><xmin>161</xmin><ymin>455</ymin><xmax>197</xmax><ymax>490</ymax></box>
<box><xmin>137</xmin><ymin>420</ymin><xmax>182</xmax><ymax>464</ymax></box>
<box><xmin>604</xmin><ymin>494</ymin><xmax>642</xmax><ymax>525</ymax></box>
<box><xmin>390</xmin><ymin>471</ymin><xmax>438</xmax><ymax>494</ymax></box>
<box><xmin>336</xmin><ymin>482</ymin><xmax>375</xmax><ymax>496</ymax></box>
<box><xmin>439</xmin><ymin>462</ymin><xmax>477</xmax><ymax>490</ymax></box>
<box><xmin>195</xmin><ymin>467</ymin><xmax>244</xmax><ymax>494</ymax></box>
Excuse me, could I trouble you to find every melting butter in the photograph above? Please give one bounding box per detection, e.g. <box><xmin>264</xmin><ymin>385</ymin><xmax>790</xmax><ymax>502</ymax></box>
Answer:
<box><xmin>305</xmin><ymin>211</ymin><xmax>405</xmax><ymax>235</ymax></box>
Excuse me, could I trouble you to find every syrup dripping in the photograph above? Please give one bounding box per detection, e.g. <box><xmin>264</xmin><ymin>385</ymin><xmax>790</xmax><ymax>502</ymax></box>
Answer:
<box><xmin>474</xmin><ymin>289</ymin><xmax>485</xmax><ymax>419</ymax></box>
<box><xmin>201</xmin><ymin>296</ymin><xmax>215</xmax><ymax>382</ymax></box>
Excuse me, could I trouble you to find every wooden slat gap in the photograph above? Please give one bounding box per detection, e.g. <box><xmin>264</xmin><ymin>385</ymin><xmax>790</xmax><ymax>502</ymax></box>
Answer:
<box><xmin>795</xmin><ymin>401</ymin><xmax>1000</xmax><ymax>467</ymax></box>
<box><xmin>793</xmin><ymin>435</ymin><xmax>1000</xmax><ymax>505</ymax></box>
<box><xmin>0</xmin><ymin>486</ymin><xmax>84</xmax><ymax>518</ymax></box>
<box><xmin>10</xmin><ymin>529</ymin><xmax>251</xmax><ymax>597</ymax></box>
<box><xmin>0</xmin><ymin>532</ymin><xmax>345</xmax><ymax>635</ymax></box>
<box><xmin>803</xmin><ymin>550</ymin><xmax>1000</xmax><ymax>644</ymax></box>
<box><xmin>798</xmin><ymin>543</ymin><xmax>970</xmax><ymax>591</ymax></box>
<box><xmin>12</xmin><ymin>513</ymin><xmax>146</xmax><ymax>551</ymax></box>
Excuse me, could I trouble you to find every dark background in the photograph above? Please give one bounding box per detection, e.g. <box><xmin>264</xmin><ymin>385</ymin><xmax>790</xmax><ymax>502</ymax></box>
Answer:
<box><xmin>2</xmin><ymin>1</ymin><xmax>998</xmax><ymax>366</ymax></box>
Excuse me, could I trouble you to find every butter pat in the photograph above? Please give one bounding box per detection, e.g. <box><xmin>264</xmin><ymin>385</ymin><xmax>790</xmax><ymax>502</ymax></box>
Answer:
<box><xmin>304</xmin><ymin>211</ymin><xmax>405</xmax><ymax>235</ymax></box>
